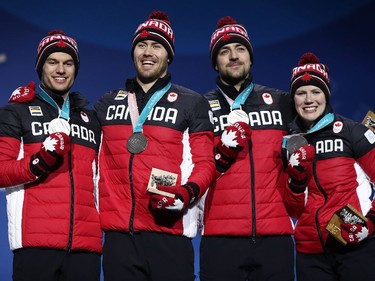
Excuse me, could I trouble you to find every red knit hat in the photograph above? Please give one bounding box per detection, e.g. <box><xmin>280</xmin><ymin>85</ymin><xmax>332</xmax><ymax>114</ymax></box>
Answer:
<box><xmin>290</xmin><ymin>52</ymin><xmax>330</xmax><ymax>100</ymax></box>
<box><xmin>131</xmin><ymin>11</ymin><xmax>175</xmax><ymax>63</ymax></box>
<box><xmin>35</xmin><ymin>30</ymin><xmax>80</xmax><ymax>79</ymax></box>
<box><xmin>209</xmin><ymin>16</ymin><xmax>254</xmax><ymax>69</ymax></box>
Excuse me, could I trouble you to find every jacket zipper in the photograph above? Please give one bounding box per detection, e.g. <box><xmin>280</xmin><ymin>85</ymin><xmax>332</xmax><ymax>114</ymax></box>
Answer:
<box><xmin>127</xmin><ymin>92</ymin><xmax>146</xmax><ymax>235</ymax></box>
<box><xmin>67</xmin><ymin>150</ymin><xmax>74</xmax><ymax>251</ymax></box>
<box><xmin>128</xmin><ymin>153</ymin><xmax>135</xmax><ymax>235</ymax></box>
<box><xmin>312</xmin><ymin>160</ymin><xmax>328</xmax><ymax>251</ymax></box>
<box><xmin>249</xmin><ymin>139</ymin><xmax>257</xmax><ymax>242</ymax></box>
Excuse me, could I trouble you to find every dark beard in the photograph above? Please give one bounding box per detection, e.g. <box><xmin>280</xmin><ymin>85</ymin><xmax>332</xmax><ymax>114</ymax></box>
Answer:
<box><xmin>137</xmin><ymin>75</ymin><xmax>158</xmax><ymax>85</ymax></box>
<box><xmin>220</xmin><ymin>73</ymin><xmax>247</xmax><ymax>86</ymax></box>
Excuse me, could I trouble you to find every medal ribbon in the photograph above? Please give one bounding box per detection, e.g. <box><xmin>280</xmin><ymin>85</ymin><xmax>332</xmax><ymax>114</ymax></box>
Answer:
<box><xmin>128</xmin><ymin>82</ymin><xmax>171</xmax><ymax>133</ymax></box>
<box><xmin>282</xmin><ymin>113</ymin><xmax>334</xmax><ymax>149</ymax></box>
<box><xmin>128</xmin><ymin>93</ymin><xmax>140</xmax><ymax>130</ymax></box>
<box><xmin>38</xmin><ymin>85</ymin><xmax>70</xmax><ymax>120</ymax></box>
<box><xmin>219</xmin><ymin>82</ymin><xmax>254</xmax><ymax>110</ymax></box>
<box><xmin>305</xmin><ymin>113</ymin><xmax>334</xmax><ymax>134</ymax></box>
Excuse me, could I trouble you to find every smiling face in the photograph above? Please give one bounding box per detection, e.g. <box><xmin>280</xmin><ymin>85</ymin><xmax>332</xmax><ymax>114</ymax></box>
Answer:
<box><xmin>133</xmin><ymin>40</ymin><xmax>169</xmax><ymax>90</ymax></box>
<box><xmin>41</xmin><ymin>52</ymin><xmax>75</xmax><ymax>98</ymax></box>
<box><xmin>294</xmin><ymin>85</ymin><xmax>327</xmax><ymax>129</ymax></box>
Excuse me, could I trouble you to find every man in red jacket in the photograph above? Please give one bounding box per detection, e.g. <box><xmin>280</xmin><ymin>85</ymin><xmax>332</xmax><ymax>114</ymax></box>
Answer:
<box><xmin>94</xmin><ymin>11</ymin><xmax>215</xmax><ymax>281</ymax></box>
<box><xmin>0</xmin><ymin>30</ymin><xmax>102</xmax><ymax>281</ymax></box>
<box><xmin>200</xmin><ymin>16</ymin><xmax>295</xmax><ymax>281</ymax></box>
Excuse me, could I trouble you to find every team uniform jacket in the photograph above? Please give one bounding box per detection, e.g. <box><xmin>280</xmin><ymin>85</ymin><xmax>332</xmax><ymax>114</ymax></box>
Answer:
<box><xmin>94</xmin><ymin>75</ymin><xmax>215</xmax><ymax>238</ymax></box>
<box><xmin>284</xmin><ymin>106</ymin><xmax>375</xmax><ymax>253</ymax></box>
<box><xmin>0</xmin><ymin>89</ymin><xmax>102</xmax><ymax>253</ymax></box>
<box><xmin>202</xmin><ymin>77</ymin><xmax>295</xmax><ymax>237</ymax></box>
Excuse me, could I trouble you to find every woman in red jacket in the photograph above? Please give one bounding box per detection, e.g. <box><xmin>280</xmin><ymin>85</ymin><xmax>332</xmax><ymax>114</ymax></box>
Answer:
<box><xmin>284</xmin><ymin>52</ymin><xmax>375</xmax><ymax>281</ymax></box>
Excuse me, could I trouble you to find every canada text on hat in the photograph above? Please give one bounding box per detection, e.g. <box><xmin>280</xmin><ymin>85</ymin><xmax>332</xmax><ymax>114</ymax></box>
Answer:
<box><xmin>131</xmin><ymin>11</ymin><xmax>175</xmax><ymax>63</ymax></box>
<box><xmin>35</xmin><ymin>30</ymin><xmax>80</xmax><ymax>79</ymax></box>
<box><xmin>210</xmin><ymin>24</ymin><xmax>248</xmax><ymax>47</ymax></box>
<box><xmin>290</xmin><ymin>52</ymin><xmax>330</xmax><ymax>99</ymax></box>
<box><xmin>292</xmin><ymin>64</ymin><xmax>329</xmax><ymax>82</ymax></box>
<box><xmin>209</xmin><ymin>16</ymin><xmax>254</xmax><ymax>69</ymax></box>
<box><xmin>135</xmin><ymin>19</ymin><xmax>173</xmax><ymax>40</ymax></box>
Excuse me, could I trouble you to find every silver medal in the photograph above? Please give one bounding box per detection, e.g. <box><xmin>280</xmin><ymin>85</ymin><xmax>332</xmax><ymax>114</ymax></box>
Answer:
<box><xmin>48</xmin><ymin>118</ymin><xmax>71</xmax><ymax>135</ymax></box>
<box><xmin>286</xmin><ymin>135</ymin><xmax>308</xmax><ymax>154</ymax></box>
<box><xmin>228</xmin><ymin>109</ymin><xmax>249</xmax><ymax>125</ymax></box>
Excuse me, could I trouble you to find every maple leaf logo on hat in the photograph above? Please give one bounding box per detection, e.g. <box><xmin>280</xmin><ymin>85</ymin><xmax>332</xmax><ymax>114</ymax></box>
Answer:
<box><xmin>301</xmin><ymin>73</ymin><xmax>312</xmax><ymax>82</ymax></box>
<box><xmin>56</xmin><ymin>39</ymin><xmax>68</xmax><ymax>48</ymax></box>
<box><xmin>222</xmin><ymin>33</ymin><xmax>232</xmax><ymax>41</ymax></box>
<box><xmin>140</xmin><ymin>30</ymin><xmax>151</xmax><ymax>38</ymax></box>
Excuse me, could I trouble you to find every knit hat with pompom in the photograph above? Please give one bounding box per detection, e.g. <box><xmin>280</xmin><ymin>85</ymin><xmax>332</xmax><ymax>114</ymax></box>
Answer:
<box><xmin>290</xmin><ymin>52</ymin><xmax>330</xmax><ymax>100</ymax></box>
<box><xmin>131</xmin><ymin>10</ymin><xmax>175</xmax><ymax>63</ymax></box>
<box><xmin>35</xmin><ymin>30</ymin><xmax>79</xmax><ymax>79</ymax></box>
<box><xmin>209</xmin><ymin>16</ymin><xmax>253</xmax><ymax>69</ymax></box>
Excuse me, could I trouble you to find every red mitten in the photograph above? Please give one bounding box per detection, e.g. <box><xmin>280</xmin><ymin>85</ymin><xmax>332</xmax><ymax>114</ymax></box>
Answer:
<box><xmin>149</xmin><ymin>183</ymin><xmax>199</xmax><ymax>212</ymax></box>
<box><xmin>286</xmin><ymin>144</ymin><xmax>315</xmax><ymax>193</ymax></box>
<box><xmin>215</xmin><ymin>122</ymin><xmax>252</xmax><ymax>173</ymax></box>
<box><xmin>341</xmin><ymin>208</ymin><xmax>375</xmax><ymax>244</ymax></box>
<box><xmin>9</xmin><ymin>81</ymin><xmax>36</xmax><ymax>103</ymax></box>
<box><xmin>30</xmin><ymin>132</ymin><xmax>70</xmax><ymax>177</ymax></box>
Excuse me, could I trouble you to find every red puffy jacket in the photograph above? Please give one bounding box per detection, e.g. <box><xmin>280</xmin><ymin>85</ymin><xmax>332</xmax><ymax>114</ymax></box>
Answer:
<box><xmin>0</xmin><ymin>92</ymin><xmax>102</xmax><ymax>253</ymax></box>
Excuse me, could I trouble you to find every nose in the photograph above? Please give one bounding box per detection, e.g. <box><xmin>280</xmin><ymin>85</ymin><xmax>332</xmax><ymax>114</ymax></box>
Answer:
<box><xmin>305</xmin><ymin>93</ymin><xmax>313</xmax><ymax>103</ymax></box>
<box><xmin>229</xmin><ymin>50</ymin><xmax>239</xmax><ymax>60</ymax></box>
<box><xmin>143</xmin><ymin>45</ymin><xmax>153</xmax><ymax>56</ymax></box>
<box><xmin>56</xmin><ymin>63</ymin><xmax>65</xmax><ymax>74</ymax></box>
